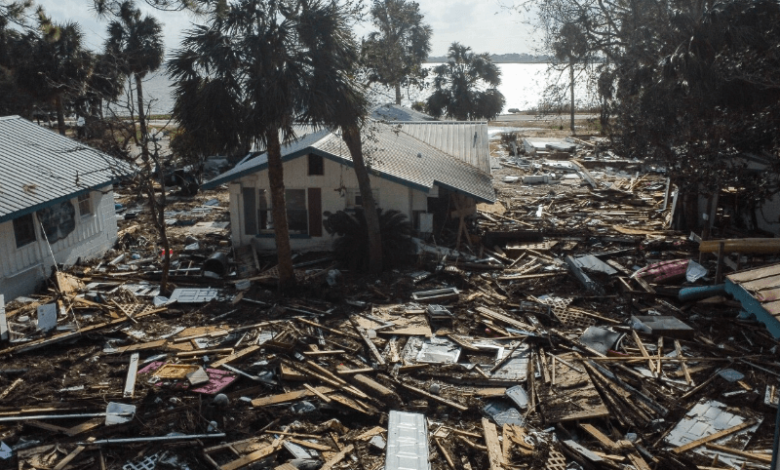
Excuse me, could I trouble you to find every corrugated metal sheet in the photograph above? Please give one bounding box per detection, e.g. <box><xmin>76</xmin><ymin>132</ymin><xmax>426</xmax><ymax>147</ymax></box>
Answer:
<box><xmin>726</xmin><ymin>263</ymin><xmax>780</xmax><ymax>338</ymax></box>
<box><xmin>0</xmin><ymin>116</ymin><xmax>135</xmax><ymax>223</ymax></box>
<box><xmin>385</xmin><ymin>411</ymin><xmax>430</xmax><ymax>470</ymax></box>
<box><xmin>203</xmin><ymin>122</ymin><xmax>496</xmax><ymax>204</ymax></box>
<box><xmin>399</xmin><ymin>122</ymin><xmax>491</xmax><ymax>174</ymax></box>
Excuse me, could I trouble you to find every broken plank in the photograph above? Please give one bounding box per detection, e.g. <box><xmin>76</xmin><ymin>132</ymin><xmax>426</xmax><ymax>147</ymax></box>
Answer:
<box><xmin>355</xmin><ymin>426</ymin><xmax>385</xmax><ymax>441</ymax></box>
<box><xmin>123</xmin><ymin>353</ymin><xmax>139</xmax><ymax>399</ymax></box>
<box><xmin>482</xmin><ymin>417</ymin><xmax>503</xmax><ymax>470</ymax></box>
<box><xmin>288</xmin><ymin>438</ymin><xmax>333</xmax><ymax>451</ymax></box>
<box><xmin>674</xmin><ymin>339</ymin><xmax>693</xmax><ymax>386</ymax></box>
<box><xmin>579</xmin><ymin>424</ymin><xmax>619</xmax><ymax>452</ymax></box>
<box><xmin>251</xmin><ymin>387</ymin><xmax>335</xmax><ymax>407</ymax></box>
<box><xmin>398</xmin><ymin>382</ymin><xmax>468</xmax><ymax>411</ymax></box>
<box><xmin>321</xmin><ymin>444</ymin><xmax>354</xmax><ymax>470</ymax></box>
<box><xmin>211</xmin><ymin>345</ymin><xmax>261</xmax><ymax>368</ymax></box>
<box><xmin>221</xmin><ymin>439</ymin><xmax>283</xmax><ymax>470</ymax></box>
<box><xmin>703</xmin><ymin>444</ymin><xmax>772</xmax><ymax>463</ymax></box>
<box><xmin>65</xmin><ymin>417</ymin><xmax>103</xmax><ymax>437</ymax></box>
<box><xmin>626</xmin><ymin>452</ymin><xmax>653</xmax><ymax>470</ymax></box>
<box><xmin>435</xmin><ymin>437</ymin><xmax>457</xmax><ymax>470</ymax></box>
<box><xmin>350</xmin><ymin>374</ymin><xmax>395</xmax><ymax>398</ymax></box>
<box><xmin>303</xmin><ymin>383</ymin><xmax>332</xmax><ymax>403</ymax></box>
<box><xmin>350</xmin><ymin>317</ymin><xmax>386</xmax><ymax>366</ymax></box>
<box><xmin>53</xmin><ymin>437</ymin><xmax>95</xmax><ymax>470</ymax></box>
<box><xmin>26</xmin><ymin>420</ymin><xmax>71</xmax><ymax>434</ymax></box>
<box><xmin>672</xmin><ymin>420</ymin><xmax>757</xmax><ymax>454</ymax></box>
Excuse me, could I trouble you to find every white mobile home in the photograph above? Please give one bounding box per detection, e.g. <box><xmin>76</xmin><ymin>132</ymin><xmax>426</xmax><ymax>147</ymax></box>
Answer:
<box><xmin>202</xmin><ymin>116</ymin><xmax>495</xmax><ymax>252</ymax></box>
<box><xmin>0</xmin><ymin>116</ymin><xmax>134</xmax><ymax>300</ymax></box>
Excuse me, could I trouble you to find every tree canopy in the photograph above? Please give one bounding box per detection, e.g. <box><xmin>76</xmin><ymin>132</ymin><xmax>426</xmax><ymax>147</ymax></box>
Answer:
<box><xmin>362</xmin><ymin>0</ymin><xmax>431</xmax><ymax>105</ymax></box>
<box><xmin>425</xmin><ymin>43</ymin><xmax>505</xmax><ymax>121</ymax></box>
<box><xmin>169</xmin><ymin>0</ymin><xmax>373</xmax><ymax>288</ymax></box>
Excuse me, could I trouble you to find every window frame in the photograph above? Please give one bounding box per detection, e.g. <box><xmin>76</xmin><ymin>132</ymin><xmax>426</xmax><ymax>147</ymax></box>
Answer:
<box><xmin>346</xmin><ymin>188</ymin><xmax>380</xmax><ymax>211</ymax></box>
<box><xmin>258</xmin><ymin>188</ymin><xmax>309</xmax><ymax>235</ymax></box>
<box><xmin>13</xmin><ymin>213</ymin><xmax>37</xmax><ymax>248</ymax></box>
<box><xmin>77</xmin><ymin>192</ymin><xmax>93</xmax><ymax>218</ymax></box>
<box><xmin>307</xmin><ymin>153</ymin><xmax>324</xmax><ymax>176</ymax></box>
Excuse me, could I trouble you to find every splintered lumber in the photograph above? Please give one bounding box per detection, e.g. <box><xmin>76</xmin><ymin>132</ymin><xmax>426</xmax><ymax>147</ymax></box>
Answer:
<box><xmin>303</xmin><ymin>383</ymin><xmax>332</xmax><ymax>403</ymax></box>
<box><xmin>337</xmin><ymin>367</ymin><xmax>375</xmax><ymax>375</ymax></box>
<box><xmin>671</xmin><ymin>420</ymin><xmax>757</xmax><ymax>454</ymax></box>
<box><xmin>435</xmin><ymin>437</ymin><xmax>457</xmax><ymax>469</ymax></box>
<box><xmin>355</xmin><ymin>426</ymin><xmax>385</xmax><ymax>441</ymax></box>
<box><xmin>351</xmin><ymin>374</ymin><xmax>395</xmax><ymax>398</ymax></box>
<box><xmin>26</xmin><ymin>420</ymin><xmax>71</xmax><ymax>434</ymax></box>
<box><xmin>626</xmin><ymin>452</ymin><xmax>653</xmax><ymax>470</ymax></box>
<box><xmin>398</xmin><ymin>382</ymin><xmax>468</xmax><ymax>411</ymax></box>
<box><xmin>703</xmin><ymin>443</ymin><xmax>772</xmax><ymax>463</ymax></box>
<box><xmin>304</xmin><ymin>360</ymin><xmax>348</xmax><ymax>386</ymax></box>
<box><xmin>0</xmin><ymin>295</ymin><xmax>7</xmax><ymax>341</ymax></box>
<box><xmin>65</xmin><ymin>418</ymin><xmax>103</xmax><ymax>436</ymax></box>
<box><xmin>700</xmin><ymin>238</ymin><xmax>780</xmax><ymax>254</ymax></box>
<box><xmin>321</xmin><ymin>443</ymin><xmax>354</xmax><ymax>470</ymax></box>
<box><xmin>350</xmin><ymin>317</ymin><xmax>386</xmax><ymax>366</ymax></box>
<box><xmin>674</xmin><ymin>340</ymin><xmax>693</xmax><ymax>385</ymax></box>
<box><xmin>579</xmin><ymin>424</ymin><xmax>619</xmax><ymax>452</ymax></box>
<box><xmin>296</xmin><ymin>317</ymin><xmax>360</xmax><ymax>339</ymax></box>
<box><xmin>288</xmin><ymin>438</ymin><xmax>332</xmax><ymax>451</ymax></box>
<box><xmin>53</xmin><ymin>437</ymin><xmax>95</xmax><ymax>470</ymax></box>
<box><xmin>221</xmin><ymin>438</ymin><xmax>283</xmax><ymax>470</ymax></box>
<box><xmin>251</xmin><ymin>387</ymin><xmax>335</xmax><ymax>407</ymax></box>
<box><xmin>482</xmin><ymin>418</ymin><xmax>503</xmax><ymax>470</ymax></box>
<box><xmin>631</xmin><ymin>330</ymin><xmax>656</xmax><ymax>373</ymax></box>
<box><xmin>211</xmin><ymin>345</ymin><xmax>261</xmax><ymax>368</ymax></box>
<box><xmin>475</xmin><ymin>306</ymin><xmax>530</xmax><ymax>331</ymax></box>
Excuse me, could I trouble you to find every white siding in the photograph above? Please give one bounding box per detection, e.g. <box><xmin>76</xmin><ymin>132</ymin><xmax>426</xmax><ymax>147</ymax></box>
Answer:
<box><xmin>236</xmin><ymin>156</ymin><xmax>432</xmax><ymax>252</ymax></box>
<box><xmin>0</xmin><ymin>186</ymin><xmax>118</xmax><ymax>300</ymax></box>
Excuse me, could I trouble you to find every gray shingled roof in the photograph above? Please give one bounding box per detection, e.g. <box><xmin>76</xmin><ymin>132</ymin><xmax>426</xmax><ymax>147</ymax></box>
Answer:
<box><xmin>0</xmin><ymin>116</ymin><xmax>136</xmax><ymax>224</ymax></box>
<box><xmin>202</xmin><ymin>122</ymin><xmax>495</xmax><ymax>204</ymax></box>
<box><xmin>371</xmin><ymin>104</ymin><xmax>436</xmax><ymax>122</ymax></box>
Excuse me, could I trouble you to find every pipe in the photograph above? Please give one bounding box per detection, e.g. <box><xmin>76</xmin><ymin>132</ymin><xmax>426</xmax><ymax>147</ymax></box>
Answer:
<box><xmin>203</xmin><ymin>251</ymin><xmax>229</xmax><ymax>276</ymax></box>
<box><xmin>80</xmin><ymin>433</ymin><xmax>226</xmax><ymax>446</ymax></box>
<box><xmin>678</xmin><ymin>284</ymin><xmax>726</xmax><ymax>303</ymax></box>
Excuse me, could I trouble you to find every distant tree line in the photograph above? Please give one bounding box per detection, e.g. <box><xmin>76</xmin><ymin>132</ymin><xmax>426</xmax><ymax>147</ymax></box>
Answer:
<box><xmin>428</xmin><ymin>52</ymin><xmax>551</xmax><ymax>63</ymax></box>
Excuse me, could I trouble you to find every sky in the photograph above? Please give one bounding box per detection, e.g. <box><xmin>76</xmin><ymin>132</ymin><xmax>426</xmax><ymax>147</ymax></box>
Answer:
<box><xmin>34</xmin><ymin>0</ymin><xmax>542</xmax><ymax>58</ymax></box>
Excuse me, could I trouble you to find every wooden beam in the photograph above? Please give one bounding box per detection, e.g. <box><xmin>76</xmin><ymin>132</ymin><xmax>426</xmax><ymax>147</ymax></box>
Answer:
<box><xmin>123</xmin><ymin>353</ymin><xmax>139</xmax><ymax>399</ymax></box>
<box><xmin>220</xmin><ymin>439</ymin><xmax>283</xmax><ymax>470</ymax></box>
<box><xmin>320</xmin><ymin>444</ymin><xmax>354</xmax><ymax>470</ymax></box>
<box><xmin>704</xmin><ymin>443</ymin><xmax>772</xmax><ymax>464</ymax></box>
<box><xmin>482</xmin><ymin>418</ymin><xmax>503</xmax><ymax>470</ymax></box>
<box><xmin>579</xmin><ymin>424</ymin><xmax>619</xmax><ymax>452</ymax></box>
<box><xmin>211</xmin><ymin>345</ymin><xmax>261</xmax><ymax>368</ymax></box>
<box><xmin>251</xmin><ymin>387</ymin><xmax>335</xmax><ymax>407</ymax></box>
<box><xmin>671</xmin><ymin>421</ymin><xmax>757</xmax><ymax>454</ymax></box>
<box><xmin>53</xmin><ymin>437</ymin><xmax>95</xmax><ymax>470</ymax></box>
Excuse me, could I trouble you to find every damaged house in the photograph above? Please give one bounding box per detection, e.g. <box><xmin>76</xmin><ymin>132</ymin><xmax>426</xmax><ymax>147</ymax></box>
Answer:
<box><xmin>202</xmin><ymin>112</ymin><xmax>495</xmax><ymax>252</ymax></box>
<box><xmin>0</xmin><ymin>116</ymin><xmax>133</xmax><ymax>299</ymax></box>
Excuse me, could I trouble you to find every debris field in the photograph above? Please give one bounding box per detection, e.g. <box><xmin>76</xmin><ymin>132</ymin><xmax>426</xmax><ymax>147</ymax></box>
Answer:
<box><xmin>1</xmin><ymin>135</ymin><xmax>780</xmax><ymax>470</ymax></box>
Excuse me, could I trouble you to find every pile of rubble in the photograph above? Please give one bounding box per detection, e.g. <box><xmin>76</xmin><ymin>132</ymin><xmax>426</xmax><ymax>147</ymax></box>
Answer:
<box><xmin>1</xmin><ymin>138</ymin><xmax>780</xmax><ymax>470</ymax></box>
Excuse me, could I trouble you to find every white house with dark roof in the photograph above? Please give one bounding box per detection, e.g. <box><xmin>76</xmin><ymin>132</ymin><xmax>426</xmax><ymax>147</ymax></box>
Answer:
<box><xmin>0</xmin><ymin>116</ymin><xmax>134</xmax><ymax>300</ymax></box>
<box><xmin>201</xmin><ymin>109</ymin><xmax>495</xmax><ymax>253</ymax></box>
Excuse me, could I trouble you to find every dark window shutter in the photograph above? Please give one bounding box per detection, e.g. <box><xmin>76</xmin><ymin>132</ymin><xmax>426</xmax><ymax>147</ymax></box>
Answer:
<box><xmin>308</xmin><ymin>188</ymin><xmax>322</xmax><ymax>237</ymax></box>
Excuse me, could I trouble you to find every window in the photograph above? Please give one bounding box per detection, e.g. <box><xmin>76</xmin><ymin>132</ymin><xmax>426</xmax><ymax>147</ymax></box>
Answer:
<box><xmin>77</xmin><ymin>193</ymin><xmax>92</xmax><ymax>217</ymax></box>
<box><xmin>242</xmin><ymin>187</ymin><xmax>257</xmax><ymax>235</ymax></box>
<box><xmin>286</xmin><ymin>189</ymin><xmax>308</xmax><ymax>233</ymax></box>
<box><xmin>308</xmin><ymin>154</ymin><xmax>324</xmax><ymax>176</ymax></box>
<box><xmin>346</xmin><ymin>188</ymin><xmax>380</xmax><ymax>210</ymax></box>
<box><xmin>257</xmin><ymin>189</ymin><xmax>269</xmax><ymax>230</ymax></box>
<box><xmin>13</xmin><ymin>214</ymin><xmax>36</xmax><ymax>248</ymax></box>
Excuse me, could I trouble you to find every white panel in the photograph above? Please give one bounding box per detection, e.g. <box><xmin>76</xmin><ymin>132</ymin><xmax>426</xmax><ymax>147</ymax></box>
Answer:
<box><xmin>386</xmin><ymin>411</ymin><xmax>430</xmax><ymax>470</ymax></box>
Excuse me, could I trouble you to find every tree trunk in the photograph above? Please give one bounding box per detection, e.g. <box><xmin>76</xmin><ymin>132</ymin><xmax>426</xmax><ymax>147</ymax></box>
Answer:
<box><xmin>55</xmin><ymin>94</ymin><xmax>66</xmax><ymax>135</ymax></box>
<box><xmin>266</xmin><ymin>128</ymin><xmax>296</xmax><ymax>291</ymax></box>
<box><xmin>135</xmin><ymin>74</ymin><xmax>149</xmax><ymax>161</ymax></box>
<box><xmin>148</xmin><ymin>151</ymin><xmax>171</xmax><ymax>295</ymax></box>
<box><xmin>343</xmin><ymin>125</ymin><xmax>383</xmax><ymax>274</ymax></box>
<box><xmin>395</xmin><ymin>83</ymin><xmax>402</xmax><ymax>105</ymax></box>
<box><xmin>569</xmin><ymin>59</ymin><xmax>576</xmax><ymax>134</ymax></box>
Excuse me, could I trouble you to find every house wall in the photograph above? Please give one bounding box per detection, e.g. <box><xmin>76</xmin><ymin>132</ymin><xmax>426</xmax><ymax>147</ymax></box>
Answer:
<box><xmin>229</xmin><ymin>156</ymin><xmax>447</xmax><ymax>252</ymax></box>
<box><xmin>0</xmin><ymin>186</ymin><xmax>117</xmax><ymax>300</ymax></box>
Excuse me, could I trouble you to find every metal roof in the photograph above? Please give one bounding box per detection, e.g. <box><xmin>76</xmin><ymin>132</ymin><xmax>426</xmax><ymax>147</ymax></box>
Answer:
<box><xmin>726</xmin><ymin>263</ymin><xmax>780</xmax><ymax>338</ymax></box>
<box><xmin>203</xmin><ymin>122</ymin><xmax>495</xmax><ymax>204</ymax></box>
<box><xmin>398</xmin><ymin>121</ymin><xmax>491</xmax><ymax>174</ymax></box>
<box><xmin>0</xmin><ymin>116</ymin><xmax>136</xmax><ymax>223</ymax></box>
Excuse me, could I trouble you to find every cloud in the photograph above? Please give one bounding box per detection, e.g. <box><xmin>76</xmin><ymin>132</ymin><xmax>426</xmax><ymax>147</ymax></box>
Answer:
<box><xmin>35</xmin><ymin>0</ymin><xmax>542</xmax><ymax>57</ymax></box>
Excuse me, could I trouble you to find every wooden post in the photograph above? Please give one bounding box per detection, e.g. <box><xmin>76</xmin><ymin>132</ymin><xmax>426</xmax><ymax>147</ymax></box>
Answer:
<box><xmin>715</xmin><ymin>241</ymin><xmax>725</xmax><ymax>284</ymax></box>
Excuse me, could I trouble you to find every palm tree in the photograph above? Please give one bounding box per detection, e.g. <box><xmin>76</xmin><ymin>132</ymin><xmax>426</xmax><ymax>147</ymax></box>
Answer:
<box><xmin>426</xmin><ymin>43</ymin><xmax>505</xmax><ymax>121</ymax></box>
<box><xmin>18</xmin><ymin>11</ymin><xmax>92</xmax><ymax>135</ymax></box>
<box><xmin>362</xmin><ymin>0</ymin><xmax>432</xmax><ymax>105</ymax></box>
<box><xmin>170</xmin><ymin>0</ymin><xmax>382</xmax><ymax>288</ymax></box>
<box><xmin>105</xmin><ymin>1</ymin><xmax>164</xmax><ymax>160</ymax></box>
<box><xmin>553</xmin><ymin>22</ymin><xmax>589</xmax><ymax>133</ymax></box>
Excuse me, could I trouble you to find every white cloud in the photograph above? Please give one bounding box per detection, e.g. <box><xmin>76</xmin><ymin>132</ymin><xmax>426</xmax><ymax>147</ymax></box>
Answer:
<box><xmin>35</xmin><ymin>0</ymin><xmax>542</xmax><ymax>57</ymax></box>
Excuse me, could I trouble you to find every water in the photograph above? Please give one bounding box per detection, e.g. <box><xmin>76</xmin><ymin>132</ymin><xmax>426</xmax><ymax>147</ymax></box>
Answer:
<box><xmin>117</xmin><ymin>63</ymin><xmax>598</xmax><ymax>117</ymax></box>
